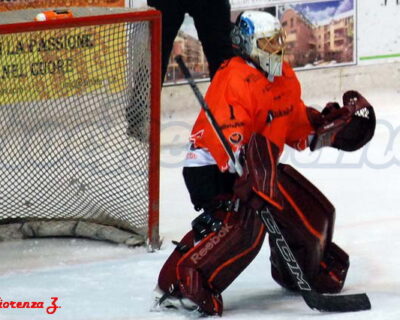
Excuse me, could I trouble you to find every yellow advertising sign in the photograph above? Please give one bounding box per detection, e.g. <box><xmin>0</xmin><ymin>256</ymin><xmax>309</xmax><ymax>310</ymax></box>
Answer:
<box><xmin>0</xmin><ymin>23</ymin><xmax>127</xmax><ymax>103</ymax></box>
<box><xmin>0</xmin><ymin>0</ymin><xmax>125</xmax><ymax>12</ymax></box>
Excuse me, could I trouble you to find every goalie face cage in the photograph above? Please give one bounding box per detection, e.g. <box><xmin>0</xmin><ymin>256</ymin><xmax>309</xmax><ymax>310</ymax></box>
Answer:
<box><xmin>0</xmin><ymin>9</ymin><xmax>161</xmax><ymax>249</ymax></box>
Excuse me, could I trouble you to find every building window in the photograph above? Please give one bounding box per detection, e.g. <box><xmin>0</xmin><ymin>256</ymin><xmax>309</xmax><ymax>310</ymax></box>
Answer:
<box><xmin>334</xmin><ymin>39</ymin><xmax>344</xmax><ymax>47</ymax></box>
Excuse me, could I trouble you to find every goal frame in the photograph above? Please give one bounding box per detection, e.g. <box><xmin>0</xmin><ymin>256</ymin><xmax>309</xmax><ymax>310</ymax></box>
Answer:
<box><xmin>0</xmin><ymin>10</ymin><xmax>161</xmax><ymax>249</ymax></box>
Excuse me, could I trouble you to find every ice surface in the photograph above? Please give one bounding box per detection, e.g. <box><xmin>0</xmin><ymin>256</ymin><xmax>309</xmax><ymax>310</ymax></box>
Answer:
<box><xmin>0</xmin><ymin>97</ymin><xmax>399</xmax><ymax>320</ymax></box>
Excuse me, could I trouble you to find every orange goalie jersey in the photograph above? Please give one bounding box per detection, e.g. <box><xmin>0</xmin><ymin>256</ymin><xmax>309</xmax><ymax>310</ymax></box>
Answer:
<box><xmin>190</xmin><ymin>56</ymin><xmax>314</xmax><ymax>171</ymax></box>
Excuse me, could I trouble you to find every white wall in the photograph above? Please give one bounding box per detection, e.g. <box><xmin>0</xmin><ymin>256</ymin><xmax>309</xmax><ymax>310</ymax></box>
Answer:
<box><xmin>357</xmin><ymin>0</ymin><xmax>400</xmax><ymax>63</ymax></box>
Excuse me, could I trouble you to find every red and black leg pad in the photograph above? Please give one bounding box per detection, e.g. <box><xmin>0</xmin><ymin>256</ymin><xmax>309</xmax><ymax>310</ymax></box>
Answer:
<box><xmin>234</xmin><ymin>133</ymin><xmax>284</xmax><ymax>211</ymax></box>
<box><xmin>269</xmin><ymin>163</ymin><xmax>349</xmax><ymax>293</ymax></box>
<box><xmin>158</xmin><ymin>230</ymin><xmax>195</xmax><ymax>298</ymax></box>
<box><xmin>313</xmin><ymin>242</ymin><xmax>349</xmax><ymax>293</ymax></box>
<box><xmin>157</xmin><ymin>207</ymin><xmax>267</xmax><ymax>316</ymax></box>
<box><xmin>158</xmin><ymin>134</ymin><xmax>286</xmax><ymax>316</ymax></box>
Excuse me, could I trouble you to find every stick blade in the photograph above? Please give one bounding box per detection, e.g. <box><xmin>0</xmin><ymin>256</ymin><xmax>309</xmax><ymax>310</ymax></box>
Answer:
<box><xmin>303</xmin><ymin>291</ymin><xmax>371</xmax><ymax>312</ymax></box>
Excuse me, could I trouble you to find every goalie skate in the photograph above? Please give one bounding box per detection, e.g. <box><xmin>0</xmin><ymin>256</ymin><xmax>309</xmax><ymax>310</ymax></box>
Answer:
<box><xmin>152</xmin><ymin>286</ymin><xmax>199</xmax><ymax>313</ymax></box>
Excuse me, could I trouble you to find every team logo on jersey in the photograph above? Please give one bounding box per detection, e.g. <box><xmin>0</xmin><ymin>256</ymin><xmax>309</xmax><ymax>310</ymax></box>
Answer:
<box><xmin>190</xmin><ymin>129</ymin><xmax>204</xmax><ymax>142</ymax></box>
<box><xmin>229</xmin><ymin>132</ymin><xmax>243</xmax><ymax>144</ymax></box>
<box><xmin>220</xmin><ymin>121</ymin><xmax>245</xmax><ymax>130</ymax></box>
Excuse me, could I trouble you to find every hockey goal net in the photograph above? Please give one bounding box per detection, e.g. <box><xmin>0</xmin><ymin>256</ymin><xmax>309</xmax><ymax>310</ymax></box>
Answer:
<box><xmin>0</xmin><ymin>7</ymin><xmax>161</xmax><ymax>248</ymax></box>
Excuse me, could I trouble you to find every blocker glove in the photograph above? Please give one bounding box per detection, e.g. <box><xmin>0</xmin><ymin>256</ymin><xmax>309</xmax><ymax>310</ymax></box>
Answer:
<box><xmin>308</xmin><ymin>90</ymin><xmax>376</xmax><ymax>151</ymax></box>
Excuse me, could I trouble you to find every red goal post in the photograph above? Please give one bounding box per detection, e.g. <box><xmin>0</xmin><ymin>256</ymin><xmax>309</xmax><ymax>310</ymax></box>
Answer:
<box><xmin>0</xmin><ymin>8</ymin><xmax>161</xmax><ymax>249</ymax></box>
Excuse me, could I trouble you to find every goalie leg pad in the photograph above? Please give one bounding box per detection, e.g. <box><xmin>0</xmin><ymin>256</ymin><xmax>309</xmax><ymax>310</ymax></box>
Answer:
<box><xmin>178</xmin><ymin>207</ymin><xmax>266</xmax><ymax>315</ymax></box>
<box><xmin>156</xmin><ymin>231</ymin><xmax>221</xmax><ymax>315</ymax></box>
<box><xmin>313</xmin><ymin>242</ymin><xmax>349</xmax><ymax>293</ymax></box>
<box><xmin>158</xmin><ymin>230</ymin><xmax>195</xmax><ymax>297</ymax></box>
<box><xmin>269</xmin><ymin>164</ymin><xmax>348</xmax><ymax>293</ymax></box>
<box><xmin>176</xmin><ymin>265</ymin><xmax>224</xmax><ymax>316</ymax></box>
<box><xmin>158</xmin><ymin>207</ymin><xmax>267</xmax><ymax>315</ymax></box>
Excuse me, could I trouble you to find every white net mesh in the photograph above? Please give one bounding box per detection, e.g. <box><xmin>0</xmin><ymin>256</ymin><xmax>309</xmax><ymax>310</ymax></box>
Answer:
<box><xmin>0</xmin><ymin>10</ymin><xmax>159</xmax><ymax>246</ymax></box>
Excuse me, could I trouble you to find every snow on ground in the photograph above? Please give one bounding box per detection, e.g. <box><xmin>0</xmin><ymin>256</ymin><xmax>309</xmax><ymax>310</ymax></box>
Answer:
<box><xmin>0</xmin><ymin>96</ymin><xmax>399</xmax><ymax>320</ymax></box>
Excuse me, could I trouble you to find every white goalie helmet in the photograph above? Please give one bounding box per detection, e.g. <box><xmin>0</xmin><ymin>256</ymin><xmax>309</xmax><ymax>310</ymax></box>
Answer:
<box><xmin>231</xmin><ymin>10</ymin><xmax>286</xmax><ymax>81</ymax></box>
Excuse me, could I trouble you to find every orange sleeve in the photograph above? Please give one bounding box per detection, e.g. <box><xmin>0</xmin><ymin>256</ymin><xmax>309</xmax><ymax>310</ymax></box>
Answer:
<box><xmin>284</xmin><ymin>70</ymin><xmax>314</xmax><ymax>150</ymax></box>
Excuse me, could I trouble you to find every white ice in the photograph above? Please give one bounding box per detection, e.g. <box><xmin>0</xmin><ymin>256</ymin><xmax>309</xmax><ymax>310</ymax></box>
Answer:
<box><xmin>0</xmin><ymin>95</ymin><xmax>399</xmax><ymax>320</ymax></box>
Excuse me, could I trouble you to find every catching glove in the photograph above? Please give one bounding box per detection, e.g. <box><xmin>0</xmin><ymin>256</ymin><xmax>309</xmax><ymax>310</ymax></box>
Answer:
<box><xmin>308</xmin><ymin>90</ymin><xmax>376</xmax><ymax>151</ymax></box>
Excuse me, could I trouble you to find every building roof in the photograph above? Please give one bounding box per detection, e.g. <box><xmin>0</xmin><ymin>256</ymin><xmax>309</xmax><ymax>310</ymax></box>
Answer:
<box><xmin>314</xmin><ymin>10</ymin><xmax>353</xmax><ymax>27</ymax></box>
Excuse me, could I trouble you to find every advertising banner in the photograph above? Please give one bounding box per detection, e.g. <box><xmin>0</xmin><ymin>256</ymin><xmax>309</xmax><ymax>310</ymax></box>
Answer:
<box><xmin>0</xmin><ymin>24</ymin><xmax>127</xmax><ymax>103</ymax></box>
<box><xmin>0</xmin><ymin>0</ymin><xmax>125</xmax><ymax>12</ymax></box>
<box><xmin>276</xmin><ymin>0</ymin><xmax>355</xmax><ymax>69</ymax></box>
<box><xmin>165</xmin><ymin>0</ymin><xmax>356</xmax><ymax>84</ymax></box>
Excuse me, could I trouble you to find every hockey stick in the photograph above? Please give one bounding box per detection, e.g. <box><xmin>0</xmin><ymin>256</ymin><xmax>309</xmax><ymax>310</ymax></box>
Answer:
<box><xmin>175</xmin><ymin>55</ymin><xmax>371</xmax><ymax>313</ymax></box>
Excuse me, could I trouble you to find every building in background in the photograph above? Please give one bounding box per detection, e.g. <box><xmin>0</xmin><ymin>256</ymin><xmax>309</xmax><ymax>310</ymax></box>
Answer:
<box><xmin>165</xmin><ymin>31</ymin><xmax>208</xmax><ymax>83</ymax></box>
<box><xmin>314</xmin><ymin>11</ymin><xmax>354</xmax><ymax>64</ymax></box>
<box><xmin>279</xmin><ymin>5</ymin><xmax>354</xmax><ymax>68</ymax></box>
<box><xmin>164</xmin><ymin>1</ymin><xmax>358</xmax><ymax>84</ymax></box>
<box><xmin>280</xmin><ymin>8</ymin><xmax>317</xmax><ymax>67</ymax></box>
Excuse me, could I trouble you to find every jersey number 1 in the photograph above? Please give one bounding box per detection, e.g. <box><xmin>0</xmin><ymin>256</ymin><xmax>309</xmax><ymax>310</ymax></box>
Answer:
<box><xmin>229</xmin><ymin>105</ymin><xmax>236</xmax><ymax>120</ymax></box>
